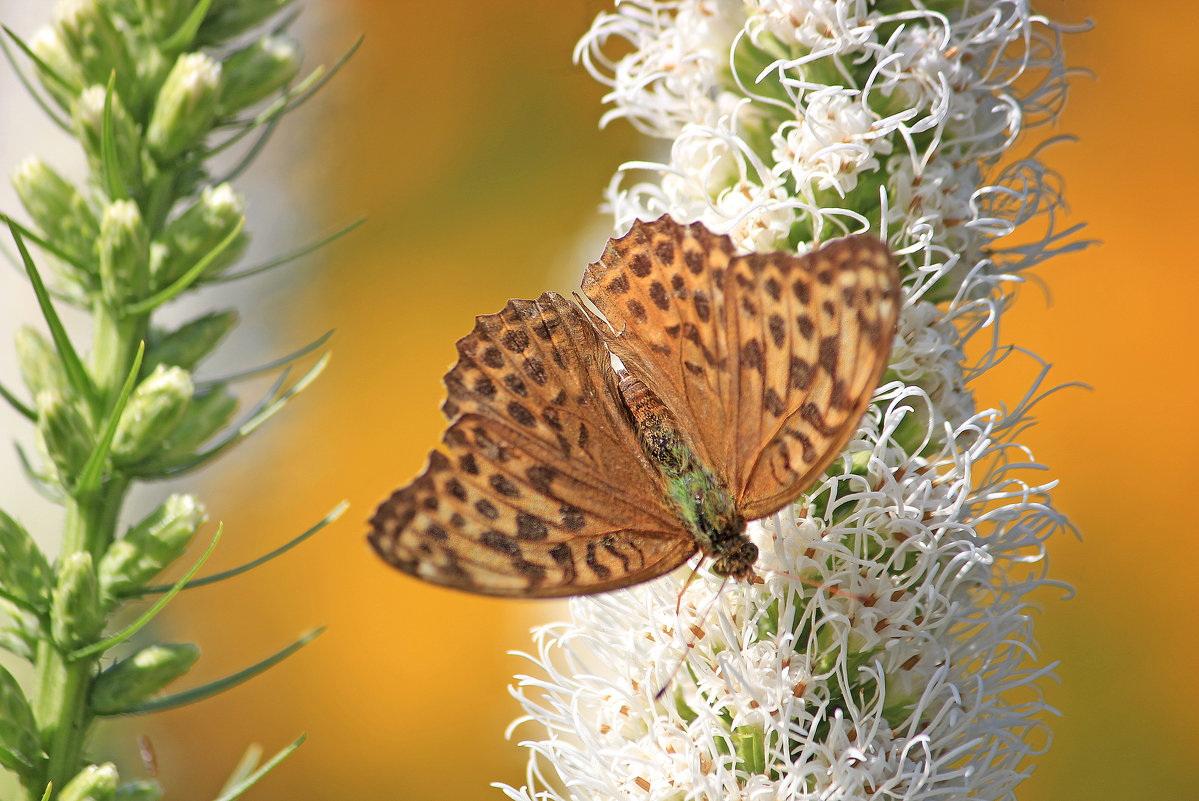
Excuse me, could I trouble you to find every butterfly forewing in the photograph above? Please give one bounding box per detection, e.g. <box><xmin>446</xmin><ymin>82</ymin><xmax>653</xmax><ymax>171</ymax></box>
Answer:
<box><xmin>581</xmin><ymin>218</ymin><xmax>901</xmax><ymax>521</ymax></box>
<box><xmin>726</xmin><ymin>238</ymin><xmax>901</xmax><ymax>519</ymax></box>
<box><xmin>368</xmin><ymin>291</ymin><xmax>695</xmax><ymax>597</ymax></box>
<box><xmin>581</xmin><ymin>218</ymin><xmax>739</xmax><ymax>485</ymax></box>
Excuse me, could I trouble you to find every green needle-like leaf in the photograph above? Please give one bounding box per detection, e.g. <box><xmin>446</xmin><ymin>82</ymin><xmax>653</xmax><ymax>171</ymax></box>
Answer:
<box><xmin>99</xmin><ymin>73</ymin><xmax>125</xmax><ymax>200</ymax></box>
<box><xmin>8</xmin><ymin>222</ymin><xmax>96</xmax><ymax>409</ymax></box>
<box><xmin>160</xmin><ymin>0</ymin><xmax>213</xmax><ymax>53</ymax></box>
<box><xmin>0</xmin><ymin>27</ymin><xmax>71</xmax><ymax>131</ymax></box>
<box><xmin>73</xmin><ymin>341</ymin><xmax>143</xmax><ymax>496</ymax></box>
<box><xmin>67</xmin><ymin>524</ymin><xmax>221</xmax><ymax>661</ymax></box>
<box><xmin>119</xmin><ymin>628</ymin><xmax>324</xmax><ymax>715</ymax></box>
<box><xmin>138</xmin><ymin>501</ymin><xmax>346</xmax><ymax>594</ymax></box>
<box><xmin>0</xmin><ymin>379</ymin><xmax>35</xmax><ymax>421</ymax></box>
<box><xmin>123</xmin><ymin>217</ymin><xmax>245</xmax><ymax>315</ymax></box>
<box><xmin>0</xmin><ymin>214</ymin><xmax>92</xmax><ymax>277</ymax></box>
<box><xmin>212</xmin><ymin>735</ymin><xmax>305</xmax><ymax>801</ymax></box>
<box><xmin>197</xmin><ymin>330</ymin><xmax>332</xmax><ymax>387</ymax></box>
<box><xmin>205</xmin><ymin>217</ymin><xmax>365</xmax><ymax>284</ymax></box>
<box><xmin>161</xmin><ymin>352</ymin><xmax>328</xmax><ymax>475</ymax></box>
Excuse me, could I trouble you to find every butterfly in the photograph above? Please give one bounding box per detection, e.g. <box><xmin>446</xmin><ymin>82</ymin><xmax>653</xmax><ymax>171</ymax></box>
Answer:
<box><xmin>368</xmin><ymin>216</ymin><xmax>901</xmax><ymax>597</ymax></box>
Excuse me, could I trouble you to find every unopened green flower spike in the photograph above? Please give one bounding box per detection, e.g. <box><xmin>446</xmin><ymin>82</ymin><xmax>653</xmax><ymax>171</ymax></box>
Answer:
<box><xmin>91</xmin><ymin>643</ymin><xmax>200</xmax><ymax>714</ymax></box>
<box><xmin>72</xmin><ymin>86</ymin><xmax>143</xmax><ymax>195</ymax></box>
<box><xmin>10</xmin><ymin>157</ymin><xmax>99</xmax><ymax>270</ymax></box>
<box><xmin>97</xmin><ymin>494</ymin><xmax>206</xmax><ymax>601</ymax></box>
<box><xmin>35</xmin><ymin>390</ymin><xmax>93</xmax><ymax>486</ymax></box>
<box><xmin>50</xmin><ymin>553</ymin><xmax>103</xmax><ymax>650</ymax></box>
<box><xmin>98</xmin><ymin>200</ymin><xmax>150</xmax><ymax>306</ymax></box>
<box><xmin>57</xmin><ymin>762</ymin><xmax>117</xmax><ymax>801</ymax></box>
<box><xmin>15</xmin><ymin>327</ymin><xmax>69</xmax><ymax>398</ymax></box>
<box><xmin>145</xmin><ymin>52</ymin><xmax>222</xmax><ymax>162</ymax></box>
<box><xmin>219</xmin><ymin>34</ymin><xmax>302</xmax><ymax>113</ymax></box>
<box><xmin>110</xmin><ymin>365</ymin><xmax>193</xmax><ymax>465</ymax></box>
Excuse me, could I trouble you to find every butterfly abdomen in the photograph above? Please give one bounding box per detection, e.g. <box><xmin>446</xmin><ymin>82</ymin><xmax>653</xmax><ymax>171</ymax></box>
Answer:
<box><xmin>616</xmin><ymin>373</ymin><xmax>756</xmax><ymax>580</ymax></box>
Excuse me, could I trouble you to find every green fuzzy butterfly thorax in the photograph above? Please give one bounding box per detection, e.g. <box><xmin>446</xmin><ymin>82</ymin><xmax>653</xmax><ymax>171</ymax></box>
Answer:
<box><xmin>617</xmin><ymin>374</ymin><xmax>754</xmax><ymax>578</ymax></box>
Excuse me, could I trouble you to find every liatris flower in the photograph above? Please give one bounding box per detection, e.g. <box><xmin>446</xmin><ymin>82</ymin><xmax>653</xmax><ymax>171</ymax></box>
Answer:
<box><xmin>504</xmin><ymin>2</ymin><xmax>1076</xmax><ymax>799</ymax></box>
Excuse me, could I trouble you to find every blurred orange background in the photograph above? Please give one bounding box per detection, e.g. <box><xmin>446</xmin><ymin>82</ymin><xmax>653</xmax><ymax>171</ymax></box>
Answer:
<box><xmin>96</xmin><ymin>1</ymin><xmax>1197</xmax><ymax>799</ymax></box>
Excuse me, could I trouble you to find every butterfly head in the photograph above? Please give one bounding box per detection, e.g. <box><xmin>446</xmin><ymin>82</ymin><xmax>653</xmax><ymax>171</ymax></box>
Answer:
<box><xmin>709</xmin><ymin>538</ymin><xmax>758</xmax><ymax>581</ymax></box>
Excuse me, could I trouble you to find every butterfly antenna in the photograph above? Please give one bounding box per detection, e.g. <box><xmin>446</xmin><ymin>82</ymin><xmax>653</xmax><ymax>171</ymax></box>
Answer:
<box><xmin>675</xmin><ymin>556</ymin><xmax>707</xmax><ymax>615</ymax></box>
<box><xmin>653</xmin><ymin>575</ymin><xmax>729</xmax><ymax>702</ymax></box>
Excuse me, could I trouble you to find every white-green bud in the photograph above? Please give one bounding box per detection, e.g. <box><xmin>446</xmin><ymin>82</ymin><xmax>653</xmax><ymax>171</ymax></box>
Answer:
<box><xmin>59</xmin><ymin>762</ymin><xmax>118</xmax><ymax>801</ymax></box>
<box><xmin>11</xmin><ymin>155</ymin><xmax>101</xmax><ymax>266</ymax></box>
<box><xmin>111</xmin><ymin>365</ymin><xmax>193</xmax><ymax>465</ymax></box>
<box><xmin>153</xmin><ymin>183</ymin><xmax>246</xmax><ymax>285</ymax></box>
<box><xmin>200</xmin><ymin>0</ymin><xmax>297</xmax><ymax>42</ymax></box>
<box><xmin>51</xmin><ymin>552</ymin><xmax>104</xmax><ymax>649</ymax></box>
<box><xmin>146</xmin><ymin>52</ymin><xmax>223</xmax><ymax>162</ymax></box>
<box><xmin>0</xmin><ymin>509</ymin><xmax>53</xmax><ymax>610</ymax></box>
<box><xmin>98</xmin><ymin>200</ymin><xmax>151</xmax><ymax>306</ymax></box>
<box><xmin>91</xmin><ymin>643</ymin><xmax>200</xmax><ymax>714</ymax></box>
<box><xmin>219</xmin><ymin>35</ymin><xmax>302</xmax><ymax>113</ymax></box>
<box><xmin>114</xmin><ymin>780</ymin><xmax>163</xmax><ymax>801</ymax></box>
<box><xmin>0</xmin><ymin>663</ymin><xmax>44</xmax><ymax>779</ymax></box>
<box><xmin>73</xmin><ymin>86</ymin><xmax>144</xmax><ymax>193</ymax></box>
<box><xmin>98</xmin><ymin>494</ymin><xmax>206</xmax><ymax>599</ymax></box>
<box><xmin>54</xmin><ymin>0</ymin><xmax>133</xmax><ymax>89</ymax></box>
<box><xmin>36</xmin><ymin>390</ymin><xmax>94</xmax><ymax>485</ymax></box>
<box><xmin>30</xmin><ymin>25</ymin><xmax>84</xmax><ymax>110</ymax></box>
<box><xmin>15</xmin><ymin>326</ymin><xmax>69</xmax><ymax>397</ymax></box>
<box><xmin>137</xmin><ymin>387</ymin><xmax>237</xmax><ymax>474</ymax></box>
<box><xmin>144</xmin><ymin>310</ymin><xmax>239</xmax><ymax>373</ymax></box>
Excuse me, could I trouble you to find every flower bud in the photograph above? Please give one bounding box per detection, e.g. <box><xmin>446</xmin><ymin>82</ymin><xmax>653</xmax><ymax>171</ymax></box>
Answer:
<box><xmin>141</xmin><ymin>387</ymin><xmax>237</xmax><ymax>472</ymax></box>
<box><xmin>73</xmin><ymin>86</ymin><xmax>144</xmax><ymax>193</ymax></box>
<box><xmin>144</xmin><ymin>310</ymin><xmax>239</xmax><ymax>373</ymax></box>
<box><xmin>15</xmin><ymin>326</ymin><xmax>69</xmax><ymax>397</ymax></box>
<box><xmin>111</xmin><ymin>365</ymin><xmax>193</xmax><ymax>465</ymax></box>
<box><xmin>51</xmin><ymin>552</ymin><xmax>104</xmax><ymax>649</ymax></box>
<box><xmin>11</xmin><ymin>155</ymin><xmax>100</xmax><ymax>266</ymax></box>
<box><xmin>200</xmin><ymin>0</ymin><xmax>297</xmax><ymax>42</ymax></box>
<box><xmin>146</xmin><ymin>52</ymin><xmax>223</xmax><ymax>162</ymax></box>
<box><xmin>36</xmin><ymin>390</ymin><xmax>94</xmax><ymax>485</ymax></box>
<box><xmin>98</xmin><ymin>200</ymin><xmax>151</xmax><ymax>306</ymax></box>
<box><xmin>0</xmin><ymin>663</ymin><xmax>43</xmax><ymax>778</ymax></box>
<box><xmin>30</xmin><ymin>25</ymin><xmax>84</xmax><ymax>110</ymax></box>
<box><xmin>59</xmin><ymin>762</ymin><xmax>118</xmax><ymax>801</ymax></box>
<box><xmin>219</xmin><ymin>35</ymin><xmax>302</xmax><ymax>113</ymax></box>
<box><xmin>0</xmin><ymin>509</ymin><xmax>53</xmax><ymax>610</ymax></box>
<box><xmin>54</xmin><ymin>0</ymin><xmax>134</xmax><ymax>89</ymax></box>
<box><xmin>114</xmin><ymin>780</ymin><xmax>163</xmax><ymax>801</ymax></box>
<box><xmin>153</xmin><ymin>183</ymin><xmax>246</xmax><ymax>286</ymax></box>
<box><xmin>91</xmin><ymin>643</ymin><xmax>200</xmax><ymax>714</ymax></box>
<box><xmin>98</xmin><ymin>494</ymin><xmax>206</xmax><ymax>599</ymax></box>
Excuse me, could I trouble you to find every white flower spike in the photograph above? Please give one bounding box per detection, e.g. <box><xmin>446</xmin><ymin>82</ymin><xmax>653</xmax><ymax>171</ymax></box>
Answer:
<box><xmin>505</xmin><ymin>2</ymin><xmax>1076</xmax><ymax>800</ymax></box>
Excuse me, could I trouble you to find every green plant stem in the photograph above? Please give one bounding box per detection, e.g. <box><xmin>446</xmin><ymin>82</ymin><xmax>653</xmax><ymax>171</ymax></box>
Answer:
<box><xmin>90</xmin><ymin>305</ymin><xmax>148</xmax><ymax>405</ymax></box>
<box><xmin>31</xmin><ymin>479</ymin><xmax>127</xmax><ymax>800</ymax></box>
<box><xmin>29</xmin><ymin>301</ymin><xmax>140</xmax><ymax>800</ymax></box>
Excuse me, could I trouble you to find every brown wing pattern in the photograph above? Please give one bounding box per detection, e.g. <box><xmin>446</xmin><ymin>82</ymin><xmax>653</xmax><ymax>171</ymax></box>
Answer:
<box><xmin>368</xmin><ymin>291</ymin><xmax>695</xmax><ymax>597</ymax></box>
<box><xmin>726</xmin><ymin>237</ymin><xmax>901</xmax><ymax>519</ymax></box>
<box><xmin>581</xmin><ymin>217</ymin><xmax>900</xmax><ymax>522</ymax></box>
<box><xmin>580</xmin><ymin>217</ymin><xmax>739</xmax><ymax>485</ymax></box>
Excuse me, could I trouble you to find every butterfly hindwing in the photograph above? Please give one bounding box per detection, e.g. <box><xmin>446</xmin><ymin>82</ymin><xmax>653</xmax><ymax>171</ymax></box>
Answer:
<box><xmin>368</xmin><ymin>291</ymin><xmax>696</xmax><ymax>597</ymax></box>
<box><xmin>726</xmin><ymin>237</ymin><xmax>901</xmax><ymax>519</ymax></box>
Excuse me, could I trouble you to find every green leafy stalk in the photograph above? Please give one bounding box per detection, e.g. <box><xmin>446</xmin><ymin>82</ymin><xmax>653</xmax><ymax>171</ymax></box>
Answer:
<box><xmin>0</xmin><ymin>1</ymin><xmax>352</xmax><ymax>798</ymax></box>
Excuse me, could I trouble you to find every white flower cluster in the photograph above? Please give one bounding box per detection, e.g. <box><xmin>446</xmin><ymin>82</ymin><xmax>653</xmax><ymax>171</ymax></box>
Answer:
<box><xmin>504</xmin><ymin>2</ymin><xmax>1075</xmax><ymax>800</ymax></box>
